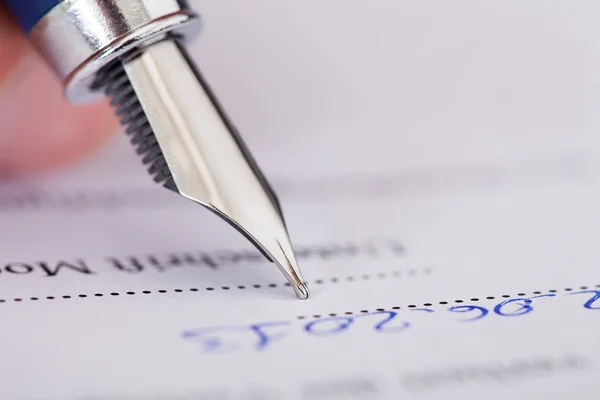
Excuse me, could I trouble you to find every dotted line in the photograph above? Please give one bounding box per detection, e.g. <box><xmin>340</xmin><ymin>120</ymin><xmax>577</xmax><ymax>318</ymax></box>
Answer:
<box><xmin>295</xmin><ymin>285</ymin><xmax>599</xmax><ymax>320</ymax></box>
<box><xmin>0</xmin><ymin>269</ymin><xmax>429</xmax><ymax>304</ymax></box>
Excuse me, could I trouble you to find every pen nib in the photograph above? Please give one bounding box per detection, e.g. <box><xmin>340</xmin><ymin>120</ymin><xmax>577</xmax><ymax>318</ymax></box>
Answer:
<box><xmin>270</xmin><ymin>239</ymin><xmax>310</xmax><ymax>300</ymax></box>
<box><xmin>207</xmin><ymin>203</ymin><xmax>309</xmax><ymax>299</ymax></box>
<box><xmin>212</xmin><ymin>210</ymin><xmax>310</xmax><ymax>300</ymax></box>
<box><xmin>100</xmin><ymin>37</ymin><xmax>309</xmax><ymax>299</ymax></box>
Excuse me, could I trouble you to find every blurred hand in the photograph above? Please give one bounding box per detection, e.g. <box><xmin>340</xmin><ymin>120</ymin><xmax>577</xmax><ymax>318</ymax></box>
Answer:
<box><xmin>0</xmin><ymin>8</ymin><xmax>117</xmax><ymax>177</ymax></box>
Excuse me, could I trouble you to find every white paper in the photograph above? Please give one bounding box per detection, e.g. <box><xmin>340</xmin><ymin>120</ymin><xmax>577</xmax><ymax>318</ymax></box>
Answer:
<box><xmin>3</xmin><ymin>1</ymin><xmax>600</xmax><ymax>399</ymax></box>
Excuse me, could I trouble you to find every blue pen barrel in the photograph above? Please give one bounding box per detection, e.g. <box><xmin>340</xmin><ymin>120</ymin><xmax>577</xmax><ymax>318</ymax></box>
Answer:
<box><xmin>3</xmin><ymin>0</ymin><xmax>61</xmax><ymax>34</ymax></box>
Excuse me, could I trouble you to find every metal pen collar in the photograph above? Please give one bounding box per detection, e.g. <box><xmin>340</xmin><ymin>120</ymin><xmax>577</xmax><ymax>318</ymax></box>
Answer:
<box><xmin>29</xmin><ymin>0</ymin><xmax>201</xmax><ymax>104</ymax></box>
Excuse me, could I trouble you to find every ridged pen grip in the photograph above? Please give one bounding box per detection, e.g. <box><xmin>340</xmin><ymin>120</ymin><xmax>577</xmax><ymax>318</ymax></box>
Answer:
<box><xmin>4</xmin><ymin>0</ymin><xmax>60</xmax><ymax>34</ymax></box>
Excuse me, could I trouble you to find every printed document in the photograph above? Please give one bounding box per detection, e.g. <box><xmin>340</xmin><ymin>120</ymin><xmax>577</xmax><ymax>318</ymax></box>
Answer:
<box><xmin>2</xmin><ymin>1</ymin><xmax>600</xmax><ymax>398</ymax></box>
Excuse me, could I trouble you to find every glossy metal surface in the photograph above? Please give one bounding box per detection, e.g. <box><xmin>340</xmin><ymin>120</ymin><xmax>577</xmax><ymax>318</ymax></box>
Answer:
<box><xmin>122</xmin><ymin>39</ymin><xmax>309</xmax><ymax>299</ymax></box>
<box><xmin>26</xmin><ymin>0</ymin><xmax>309</xmax><ymax>298</ymax></box>
<box><xmin>29</xmin><ymin>0</ymin><xmax>200</xmax><ymax>103</ymax></box>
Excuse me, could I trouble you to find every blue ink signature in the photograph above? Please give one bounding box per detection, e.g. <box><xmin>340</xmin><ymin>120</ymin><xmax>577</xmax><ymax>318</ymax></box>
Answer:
<box><xmin>181</xmin><ymin>290</ymin><xmax>597</xmax><ymax>353</ymax></box>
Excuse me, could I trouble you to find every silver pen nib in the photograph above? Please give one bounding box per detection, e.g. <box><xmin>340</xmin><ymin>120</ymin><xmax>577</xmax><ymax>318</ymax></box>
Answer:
<box><xmin>97</xmin><ymin>37</ymin><xmax>308</xmax><ymax>299</ymax></box>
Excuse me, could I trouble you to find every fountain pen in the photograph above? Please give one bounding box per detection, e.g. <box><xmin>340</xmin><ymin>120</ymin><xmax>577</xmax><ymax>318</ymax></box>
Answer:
<box><xmin>4</xmin><ymin>0</ymin><xmax>309</xmax><ymax>299</ymax></box>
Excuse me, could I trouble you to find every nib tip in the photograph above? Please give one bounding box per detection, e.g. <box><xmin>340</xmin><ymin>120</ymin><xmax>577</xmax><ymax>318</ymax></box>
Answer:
<box><xmin>293</xmin><ymin>282</ymin><xmax>310</xmax><ymax>300</ymax></box>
